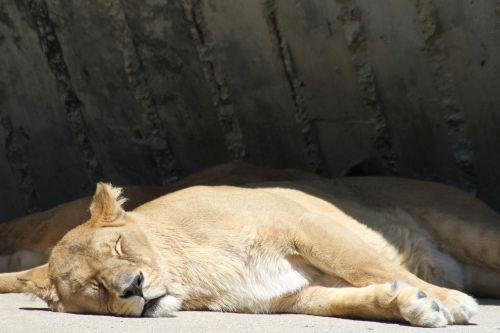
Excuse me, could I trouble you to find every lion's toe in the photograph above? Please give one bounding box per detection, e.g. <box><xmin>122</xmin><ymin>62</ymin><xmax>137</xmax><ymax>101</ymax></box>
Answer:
<box><xmin>443</xmin><ymin>290</ymin><xmax>478</xmax><ymax>324</ymax></box>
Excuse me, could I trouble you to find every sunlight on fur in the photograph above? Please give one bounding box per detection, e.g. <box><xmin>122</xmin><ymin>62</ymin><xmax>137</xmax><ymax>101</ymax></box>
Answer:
<box><xmin>2</xmin><ymin>170</ymin><xmax>499</xmax><ymax>327</ymax></box>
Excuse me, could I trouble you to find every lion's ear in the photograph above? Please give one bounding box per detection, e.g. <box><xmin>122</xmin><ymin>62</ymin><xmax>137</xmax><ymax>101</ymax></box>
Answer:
<box><xmin>89</xmin><ymin>182</ymin><xmax>127</xmax><ymax>224</ymax></box>
<box><xmin>0</xmin><ymin>264</ymin><xmax>58</xmax><ymax>303</ymax></box>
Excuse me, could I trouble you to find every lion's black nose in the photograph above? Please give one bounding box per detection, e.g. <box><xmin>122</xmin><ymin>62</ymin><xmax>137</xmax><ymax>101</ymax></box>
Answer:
<box><xmin>121</xmin><ymin>271</ymin><xmax>144</xmax><ymax>299</ymax></box>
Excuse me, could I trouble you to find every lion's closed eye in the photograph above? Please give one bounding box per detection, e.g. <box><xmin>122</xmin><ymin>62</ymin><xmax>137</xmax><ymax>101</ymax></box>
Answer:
<box><xmin>114</xmin><ymin>236</ymin><xmax>124</xmax><ymax>256</ymax></box>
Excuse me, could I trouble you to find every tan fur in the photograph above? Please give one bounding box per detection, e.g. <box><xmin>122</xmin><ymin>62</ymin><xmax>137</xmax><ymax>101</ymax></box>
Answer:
<box><xmin>2</xmin><ymin>175</ymin><xmax>500</xmax><ymax>327</ymax></box>
<box><xmin>0</xmin><ymin>162</ymin><xmax>319</xmax><ymax>272</ymax></box>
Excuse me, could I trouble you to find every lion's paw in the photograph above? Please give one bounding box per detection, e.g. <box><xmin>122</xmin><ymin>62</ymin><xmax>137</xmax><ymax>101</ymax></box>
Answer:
<box><xmin>387</xmin><ymin>281</ymin><xmax>452</xmax><ymax>327</ymax></box>
<box><xmin>441</xmin><ymin>289</ymin><xmax>478</xmax><ymax>324</ymax></box>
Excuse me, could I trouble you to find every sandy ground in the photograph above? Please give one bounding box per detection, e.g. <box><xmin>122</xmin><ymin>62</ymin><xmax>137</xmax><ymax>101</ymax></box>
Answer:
<box><xmin>0</xmin><ymin>294</ymin><xmax>498</xmax><ymax>333</ymax></box>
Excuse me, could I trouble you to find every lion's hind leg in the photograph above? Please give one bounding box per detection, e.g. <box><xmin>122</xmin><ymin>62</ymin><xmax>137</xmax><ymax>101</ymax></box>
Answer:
<box><xmin>273</xmin><ymin>281</ymin><xmax>451</xmax><ymax>327</ymax></box>
<box><xmin>291</xmin><ymin>212</ymin><xmax>478</xmax><ymax>325</ymax></box>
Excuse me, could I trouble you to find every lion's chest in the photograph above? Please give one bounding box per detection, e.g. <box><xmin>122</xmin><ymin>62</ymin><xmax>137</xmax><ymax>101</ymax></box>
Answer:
<box><xmin>183</xmin><ymin>249</ymin><xmax>310</xmax><ymax>313</ymax></box>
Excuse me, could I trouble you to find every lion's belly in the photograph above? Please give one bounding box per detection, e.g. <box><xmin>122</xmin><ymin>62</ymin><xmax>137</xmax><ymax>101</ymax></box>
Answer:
<box><xmin>205</xmin><ymin>253</ymin><xmax>311</xmax><ymax>313</ymax></box>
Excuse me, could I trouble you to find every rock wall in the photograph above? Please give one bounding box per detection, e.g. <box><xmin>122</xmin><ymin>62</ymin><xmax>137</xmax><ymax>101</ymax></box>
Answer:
<box><xmin>1</xmin><ymin>0</ymin><xmax>500</xmax><ymax>221</ymax></box>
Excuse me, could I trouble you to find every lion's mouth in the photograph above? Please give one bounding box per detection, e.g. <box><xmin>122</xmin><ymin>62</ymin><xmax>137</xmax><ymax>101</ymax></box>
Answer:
<box><xmin>141</xmin><ymin>295</ymin><xmax>165</xmax><ymax>316</ymax></box>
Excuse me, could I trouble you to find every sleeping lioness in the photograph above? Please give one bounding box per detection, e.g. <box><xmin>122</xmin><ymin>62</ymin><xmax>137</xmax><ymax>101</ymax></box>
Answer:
<box><xmin>1</xmin><ymin>176</ymin><xmax>500</xmax><ymax>327</ymax></box>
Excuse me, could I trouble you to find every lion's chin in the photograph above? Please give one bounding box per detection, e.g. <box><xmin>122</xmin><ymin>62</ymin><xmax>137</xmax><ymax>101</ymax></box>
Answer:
<box><xmin>142</xmin><ymin>294</ymin><xmax>181</xmax><ymax>317</ymax></box>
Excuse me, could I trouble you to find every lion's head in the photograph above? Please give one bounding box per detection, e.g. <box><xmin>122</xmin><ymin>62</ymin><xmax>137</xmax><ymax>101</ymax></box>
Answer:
<box><xmin>3</xmin><ymin>183</ymin><xmax>180</xmax><ymax>317</ymax></box>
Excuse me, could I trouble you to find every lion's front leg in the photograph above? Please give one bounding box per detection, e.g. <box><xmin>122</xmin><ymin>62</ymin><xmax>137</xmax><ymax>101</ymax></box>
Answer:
<box><xmin>291</xmin><ymin>212</ymin><xmax>478</xmax><ymax>324</ymax></box>
<box><xmin>273</xmin><ymin>282</ymin><xmax>451</xmax><ymax>327</ymax></box>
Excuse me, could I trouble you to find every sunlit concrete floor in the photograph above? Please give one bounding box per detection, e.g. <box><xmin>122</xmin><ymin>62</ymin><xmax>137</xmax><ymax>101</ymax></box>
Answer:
<box><xmin>0</xmin><ymin>294</ymin><xmax>498</xmax><ymax>333</ymax></box>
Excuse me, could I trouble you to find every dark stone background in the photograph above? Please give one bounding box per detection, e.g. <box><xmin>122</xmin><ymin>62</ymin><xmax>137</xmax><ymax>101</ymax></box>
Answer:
<box><xmin>1</xmin><ymin>0</ymin><xmax>500</xmax><ymax>222</ymax></box>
